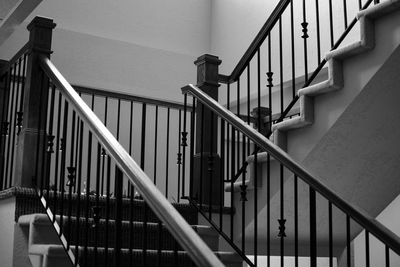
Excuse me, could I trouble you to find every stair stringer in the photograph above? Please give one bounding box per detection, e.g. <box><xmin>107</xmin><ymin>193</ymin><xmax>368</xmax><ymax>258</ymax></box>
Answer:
<box><xmin>271</xmin><ymin>0</ymin><xmax>400</xmax><ymax>153</ymax></box>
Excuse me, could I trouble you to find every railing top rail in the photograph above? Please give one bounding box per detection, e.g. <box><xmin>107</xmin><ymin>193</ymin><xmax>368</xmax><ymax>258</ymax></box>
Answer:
<box><xmin>224</xmin><ymin>0</ymin><xmax>291</xmax><ymax>83</ymax></box>
<box><xmin>0</xmin><ymin>42</ymin><xmax>30</xmax><ymax>76</ymax></box>
<box><xmin>74</xmin><ymin>85</ymin><xmax>192</xmax><ymax>111</ymax></box>
<box><xmin>39</xmin><ymin>56</ymin><xmax>224</xmax><ymax>267</ymax></box>
<box><xmin>182</xmin><ymin>83</ymin><xmax>400</xmax><ymax>255</ymax></box>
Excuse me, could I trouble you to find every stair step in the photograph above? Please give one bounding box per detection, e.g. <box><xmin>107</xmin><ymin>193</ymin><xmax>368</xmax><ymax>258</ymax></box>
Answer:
<box><xmin>59</xmin><ymin>216</ymin><xmax>218</xmax><ymax>250</ymax></box>
<box><xmin>74</xmin><ymin>246</ymin><xmax>242</xmax><ymax>267</ymax></box>
<box><xmin>7</xmin><ymin>187</ymin><xmax>198</xmax><ymax>224</ymax></box>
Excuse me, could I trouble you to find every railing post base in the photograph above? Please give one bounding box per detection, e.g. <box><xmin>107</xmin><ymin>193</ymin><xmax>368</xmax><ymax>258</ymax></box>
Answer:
<box><xmin>192</xmin><ymin>54</ymin><xmax>222</xmax><ymax>206</ymax></box>
<box><xmin>14</xmin><ymin>17</ymin><xmax>56</xmax><ymax>188</ymax></box>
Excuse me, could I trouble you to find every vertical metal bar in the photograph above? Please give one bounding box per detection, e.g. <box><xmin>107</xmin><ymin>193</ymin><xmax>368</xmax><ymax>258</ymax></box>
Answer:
<box><xmin>302</xmin><ymin>0</ymin><xmax>309</xmax><ymax>82</ymax></box>
<box><xmin>114</xmin><ymin>167</ymin><xmax>123</xmax><ymax>267</ymax></box>
<box><xmin>177</xmin><ymin>110</ymin><xmax>182</xmax><ymax>202</ymax></box>
<box><xmin>290</xmin><ymin>0</ymin><xmax>296</xmax><ymax>99</ymax></box>
<box><xmin>129</xmin><ymin>183</ymin><xmax>134</xmax><ymax>266</ymax></box>
<box><xmin>9</xmin><ymin>58</ymin><xmax>23</xmax><ymax>187</ymax></box>
<box><xmin>104</xmin><ymin>153</ymin><xmax>111</xmax><ymax>266</ymax></box>
<box><xmin>153</xmin><ymin>105</ymin><xmax>158</xmax><ymax>185</ymax></box>
<box><xmin>101</xmin><ymin>97</ymin><xmax>108</xmax><ymax>195</ymax></box>
<box><xmin>182</xmin><ymin>96</ymin><xmax>187</xmax><ymax>198</ymax></box>
<box><xmin>94</xmin><ymin>143</ymin><xmax>102</xmax><ymax>266</ymax></box>
<box><xmin>165</xmin><ymin>108</ymin><xmax>170</xmax><ymax>198</ymax></box>
<box><xmin>53</xmin><ymin>91</ymin><xmax>62</xmax><ymax>216</ymax></box>
<box><xmin>343</xmin><ymin>0</ymin><xmax>348</xmax><ymax>29</ymax></box>
<box><xmin>329</xmin><ymin>202</ymin><xmax>333</xmax><ymax>267</ymax></box>
<box><xmin>199</xmin><ymin>104</ymin><xmax>205</xmax><ymax>208</ymax></box>
<box><xmin>83</xmin><ymin>129</ymin><xmax>92</xmax><ymax>265</ymax></box>
<box><xmin>347</xmin><ymin>215</ymin><xmax>351</xmax><ymax>267</ymax></box>
<box><xmin>59</xmin><ymin>100</ymin><xmax>69</xmax><ymax>234</ymax></box>
<box><xmin>280</xmin><ymin>164</ymin><xmax>285</xmax><ymax>267</ymax></box>
<box><xmin>310</xmin><ymin>188</ymin><xmax>317</xmax><ymax>267</ymax></box>
<box><xmin>385</xmin><ymin>245</ymin><xmax>390</xmax><ymax>267</ymax></box>
<box><xmin>45</xmin><ymin>84</ymin><xmax>56</xmax><ymax>204</ymax></box>
<box><xmin>189</xmin><ymin>98</ymin><xmax>195</xmax><ymax>199</ymax></box>
<box><xmin>140</xmin><ymin>103</ymin><xmax>147</xmax><ymax>170</ymax></box>
<box><xmin>254</xmin><ymin>48</ymin><xmax>261</xmax><ymax>267</ymax></box>
<box><xmin>74</xmin><ymin>120</ymin><xmax>84</xmax><ymax>264</ymax></box>
<box><xmin>365</xmin><ymin>231</ymin><xmax>370</xmax><ymax>267</ymax></box>
<box><xmin>359</xmin><ymin>0</ymin><xmax>363</xmax><ymax>10</ymax></box>
<box><xmin>315</xmin><ymin>0</ymin><xmax>321</xmax><ymax>65</ymax></box>
<box><xmin>267</xmin><ymin>153</ymin><xmax>271</xmax><ymax>267</ymax></box>
<box><xmin>66</xmin><ymin>109</ymin><xmax>76</xmax><ymax>248</ymax></box>
<box><xmin>143</xmin><ymin>203</ymin><xmax>149</xmax><ymax>266</ymax></box>
<box><xmin>294</xmin><ymin>175</ymin><xmax>298</xmax><ymax>267</ymax></box>
<box><xmin>209</xmin><ymin>111</ymin><xmax>214</xmax><ymax>220</ymax></box>
<box><xmin>267</xmin><ymin>34</ymin><xmax>273</xmax><ymax>129</ymax></box>
<box><xmin>4</xmin><ymin>63</ymin><xmax>17</xmax><ymax>187</ymax></box>
<box><xmin>219</xmin><ymin>117</ymin><xmax>225</xmax><ymax>230</ymax></box>
<box><xmin>328</xmin><ymin>0</ymin><xmax>334</xmax><ymax>47</ymax></box>
<box><xmin>279</xmin><ymin>17</ymin><xmax>284</xmax><ymax>115</ymax></box>
<box><xmin>246</xmin><ymin>65</ymin><xmax>250</xmax><ymax>155</ymax></box>
<box><xmin>236</xmin><ymin>79</ymin><xmax>240</xmax><ymax>172</ymax></box>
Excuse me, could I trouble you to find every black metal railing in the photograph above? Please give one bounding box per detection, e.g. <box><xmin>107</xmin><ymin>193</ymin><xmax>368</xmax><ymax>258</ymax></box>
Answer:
<box><xmin>218</xmin><ymin>0</ymin><xmax>380</xmax><ymax>131</ymax></box>
<box><xmin>182</xmin><ymin>83</ymin><xmax>400</xmax><ymax>267</ymax></box>
<box><xmin>72</xmin><ymin>85</ymin><xmax>193</xmax><ymax>202</ymax></box>
<box><xmin>0</xmin><ymin>46</ymin><xmax>29</xmax><ymax>190</ymax></box>
<box><xmin>35</xmin><ymin>57</ymin><xmax>223</xmax><ymax>267</ymax></box>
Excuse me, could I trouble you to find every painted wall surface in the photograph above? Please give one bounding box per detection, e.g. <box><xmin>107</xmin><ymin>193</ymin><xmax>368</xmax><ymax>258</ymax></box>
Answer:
<box><xmin>0</xmin><ymin>0</ymin><xmax>212</xmax><ymax>101</ymax></box>
<box><xmin>0</xmin><ymin>198</ymin><xmax>16</xmax><ymax>267</ymax></box>
<box><xmin>353</xmin><ymin>194</ymin><xmax>400</xmax><ymax>266</ymax></box>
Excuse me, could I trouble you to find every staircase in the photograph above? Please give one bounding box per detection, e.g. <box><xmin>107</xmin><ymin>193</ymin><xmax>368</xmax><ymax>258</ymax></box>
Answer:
<box><xmin>1</xmin><ymin>0</ymin><xmax>400</xmax><ymax>267</ymax></box>
<box><xmin>12</xmin><ymin>188</ymin><xmax>241</xmax><ymax>267</ymax></box>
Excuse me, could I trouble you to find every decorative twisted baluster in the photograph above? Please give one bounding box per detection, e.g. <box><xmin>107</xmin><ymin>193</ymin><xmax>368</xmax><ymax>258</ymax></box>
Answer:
<box><xmin>181</xmin><ymin>131</ymin><xmax>188</xmax><ymax>147</ymax></box>
<box><xmin>278</xmin><ymin>219</ymin><xmax>287</xmax><ymax>237</ymax></box>
<box><xmin>177</xmin><ymin>152</ymin><xmax>182</xmax><ymax>165</ymax></box>
<box><xmin>47</xmin><ymin>135</ymin><xmax>55</xmax><ymax>153</ymax></box>
<box><xmin>1</xmin><ymin>122</ymin><xmax>9</xmax><ymax>136</ymax></box>
<box><xmin>66</xmin><ymin>166</ymin><xmax>76</xmax><ymax>187</ymax></box>
<box><xmin>240</xmin><ymin>184</ymin><xmax>248</xmax><ymax>202</ymax></box>
<box><xmin>266</xmin><ymin>71</ymin><xmax>274</xmax><ymax>89</ymax></box>
<box><xmin>301</xmin><ymin>22</ymin><xmax>309</xmax><ymax>39</ymax></box>
<box><xmin>16</xmin><ymin>112</ymin><xmax>23</xmax><ymax>134</ymax></box>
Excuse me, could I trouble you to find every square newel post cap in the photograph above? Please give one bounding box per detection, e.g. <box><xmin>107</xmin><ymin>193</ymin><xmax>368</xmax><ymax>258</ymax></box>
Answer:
<box><xmin>194</xmin><ymin>54</ymin><xmax>221</xmax><ymax>87</ymax></box>
<box><xmin>27</xmin><ymin>16</ymin><xmax>56</xmax><ymax>55</ymax></box>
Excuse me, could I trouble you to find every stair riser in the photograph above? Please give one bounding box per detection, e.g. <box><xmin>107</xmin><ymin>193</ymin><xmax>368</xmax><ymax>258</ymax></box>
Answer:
<box><xmin>77</xmin><ymin>250</ymin><xmax>194</xmax><ymax>267</ymax></box>
<box><xmin>62</xmin><ymin>221</ymin><xmax>185</xmax><ymax>250</ymax></box>
<box><xmin>16</xmin><ymin>193</ymin><xmax>198</xmax><ymax>224</ymax></box>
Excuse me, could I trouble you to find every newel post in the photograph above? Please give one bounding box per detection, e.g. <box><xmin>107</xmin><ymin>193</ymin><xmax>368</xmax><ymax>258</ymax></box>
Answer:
<box><xmin>192</xmin><ymin>54</ymin><xmax>222</xmax><ymax>206</ymax></box>
<box><xmin>14</xmin><ymin>17</ymin><xmax>56</xmax><ymax>187</ymax></box>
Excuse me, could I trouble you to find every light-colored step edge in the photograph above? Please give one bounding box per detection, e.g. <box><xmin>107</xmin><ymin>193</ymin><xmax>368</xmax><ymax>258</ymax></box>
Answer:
<box><xmin>270</xmin><ymin>0</ymin><xmax>400</xmax><ymax>150</ymax></box>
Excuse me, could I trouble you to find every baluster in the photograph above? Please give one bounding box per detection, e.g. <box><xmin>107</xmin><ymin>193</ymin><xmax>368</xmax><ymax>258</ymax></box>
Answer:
<box><xmin>302</xmin><ymin>0</ymin><xmax>309</xmax><ymax>82</ymax></box>
<box><xmin>83</xmin><ymin>129</ymin><xmax>93</xmax><ymax>266</ymax></box>
<box><xmin>290</xmin><ymin>0</ymin><xmax>296</xmax><ymax>99</ymax></box>
<box><xmin>181</xmin><ymin>97</ymin><xmax>187</xmax><ymax>199</ymax></box>
<box><xmin>329</xmin><ymin>202</ymin><xmax>333</xmax><ymax>267</ymax></box>
<box><xmin>165</xmin><ymin>108</ymin><xmax>170</xmax><ymax>198</ymax></box>
<box><xmin>114</xmin><ymin>167</ymin><xmax>123</xmax><ymax>267</ymax></box>
<box><xmin>154</xmin><ymin>105</ymin><xmax>158</xmax><ymax>186</ymax></box>
<box><xmin>366</xmin><ymin>230</ymin><xmax>370</xmax><ymax>267</ymax></box>
<box><xmin>347</xmin><ymin>215</ymin><xmax>351</xmax><ymax>267</ymax></box>
<box><xmin>177</xmin><ymin>110</ymin><xmax>182</xmax><ymax>202</ymax></box>
<box><xmin>315</xmin><ymin>0</ymin><xmax>321</xmax><ymax>65</ymax></box>
<box><xmin>343</xmin><ymin>0</ymin><xmax>348</xmax><ymax>29</ymax></box>
<box><xmin>310</xmin><ymin>188</ymin><xmax>317</xmax><ymax>267</ymax></box>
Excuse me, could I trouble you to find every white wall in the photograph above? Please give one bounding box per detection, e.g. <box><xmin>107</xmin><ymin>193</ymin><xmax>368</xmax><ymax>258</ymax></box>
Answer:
<box><xmin>0</xmin><ymin>0</ymin><xmax>212</xmax><ymax>101</ymax></box>
<box><xmin>353</xmin><ymin>194</ymin><xmax>400</xmax><ymax>267</ymax></box>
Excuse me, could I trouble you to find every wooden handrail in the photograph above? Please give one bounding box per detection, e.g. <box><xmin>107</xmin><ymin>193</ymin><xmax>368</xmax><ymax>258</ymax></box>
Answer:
<box><xmin>74</xmin><ymin>85</ymin><xmax>192</xmax><ymax>111</ymax></box>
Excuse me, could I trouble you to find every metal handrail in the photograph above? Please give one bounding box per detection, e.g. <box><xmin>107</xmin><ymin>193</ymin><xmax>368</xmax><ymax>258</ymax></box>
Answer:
<box><xmin>182</xmin><ymin>83</ymin><xmax>400</xmax><ymax>255</ymax></box>
<box><xmin>39</xmin><ymin>56</ymin><xmax>225</xmax><ymax>267</ymax></box>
